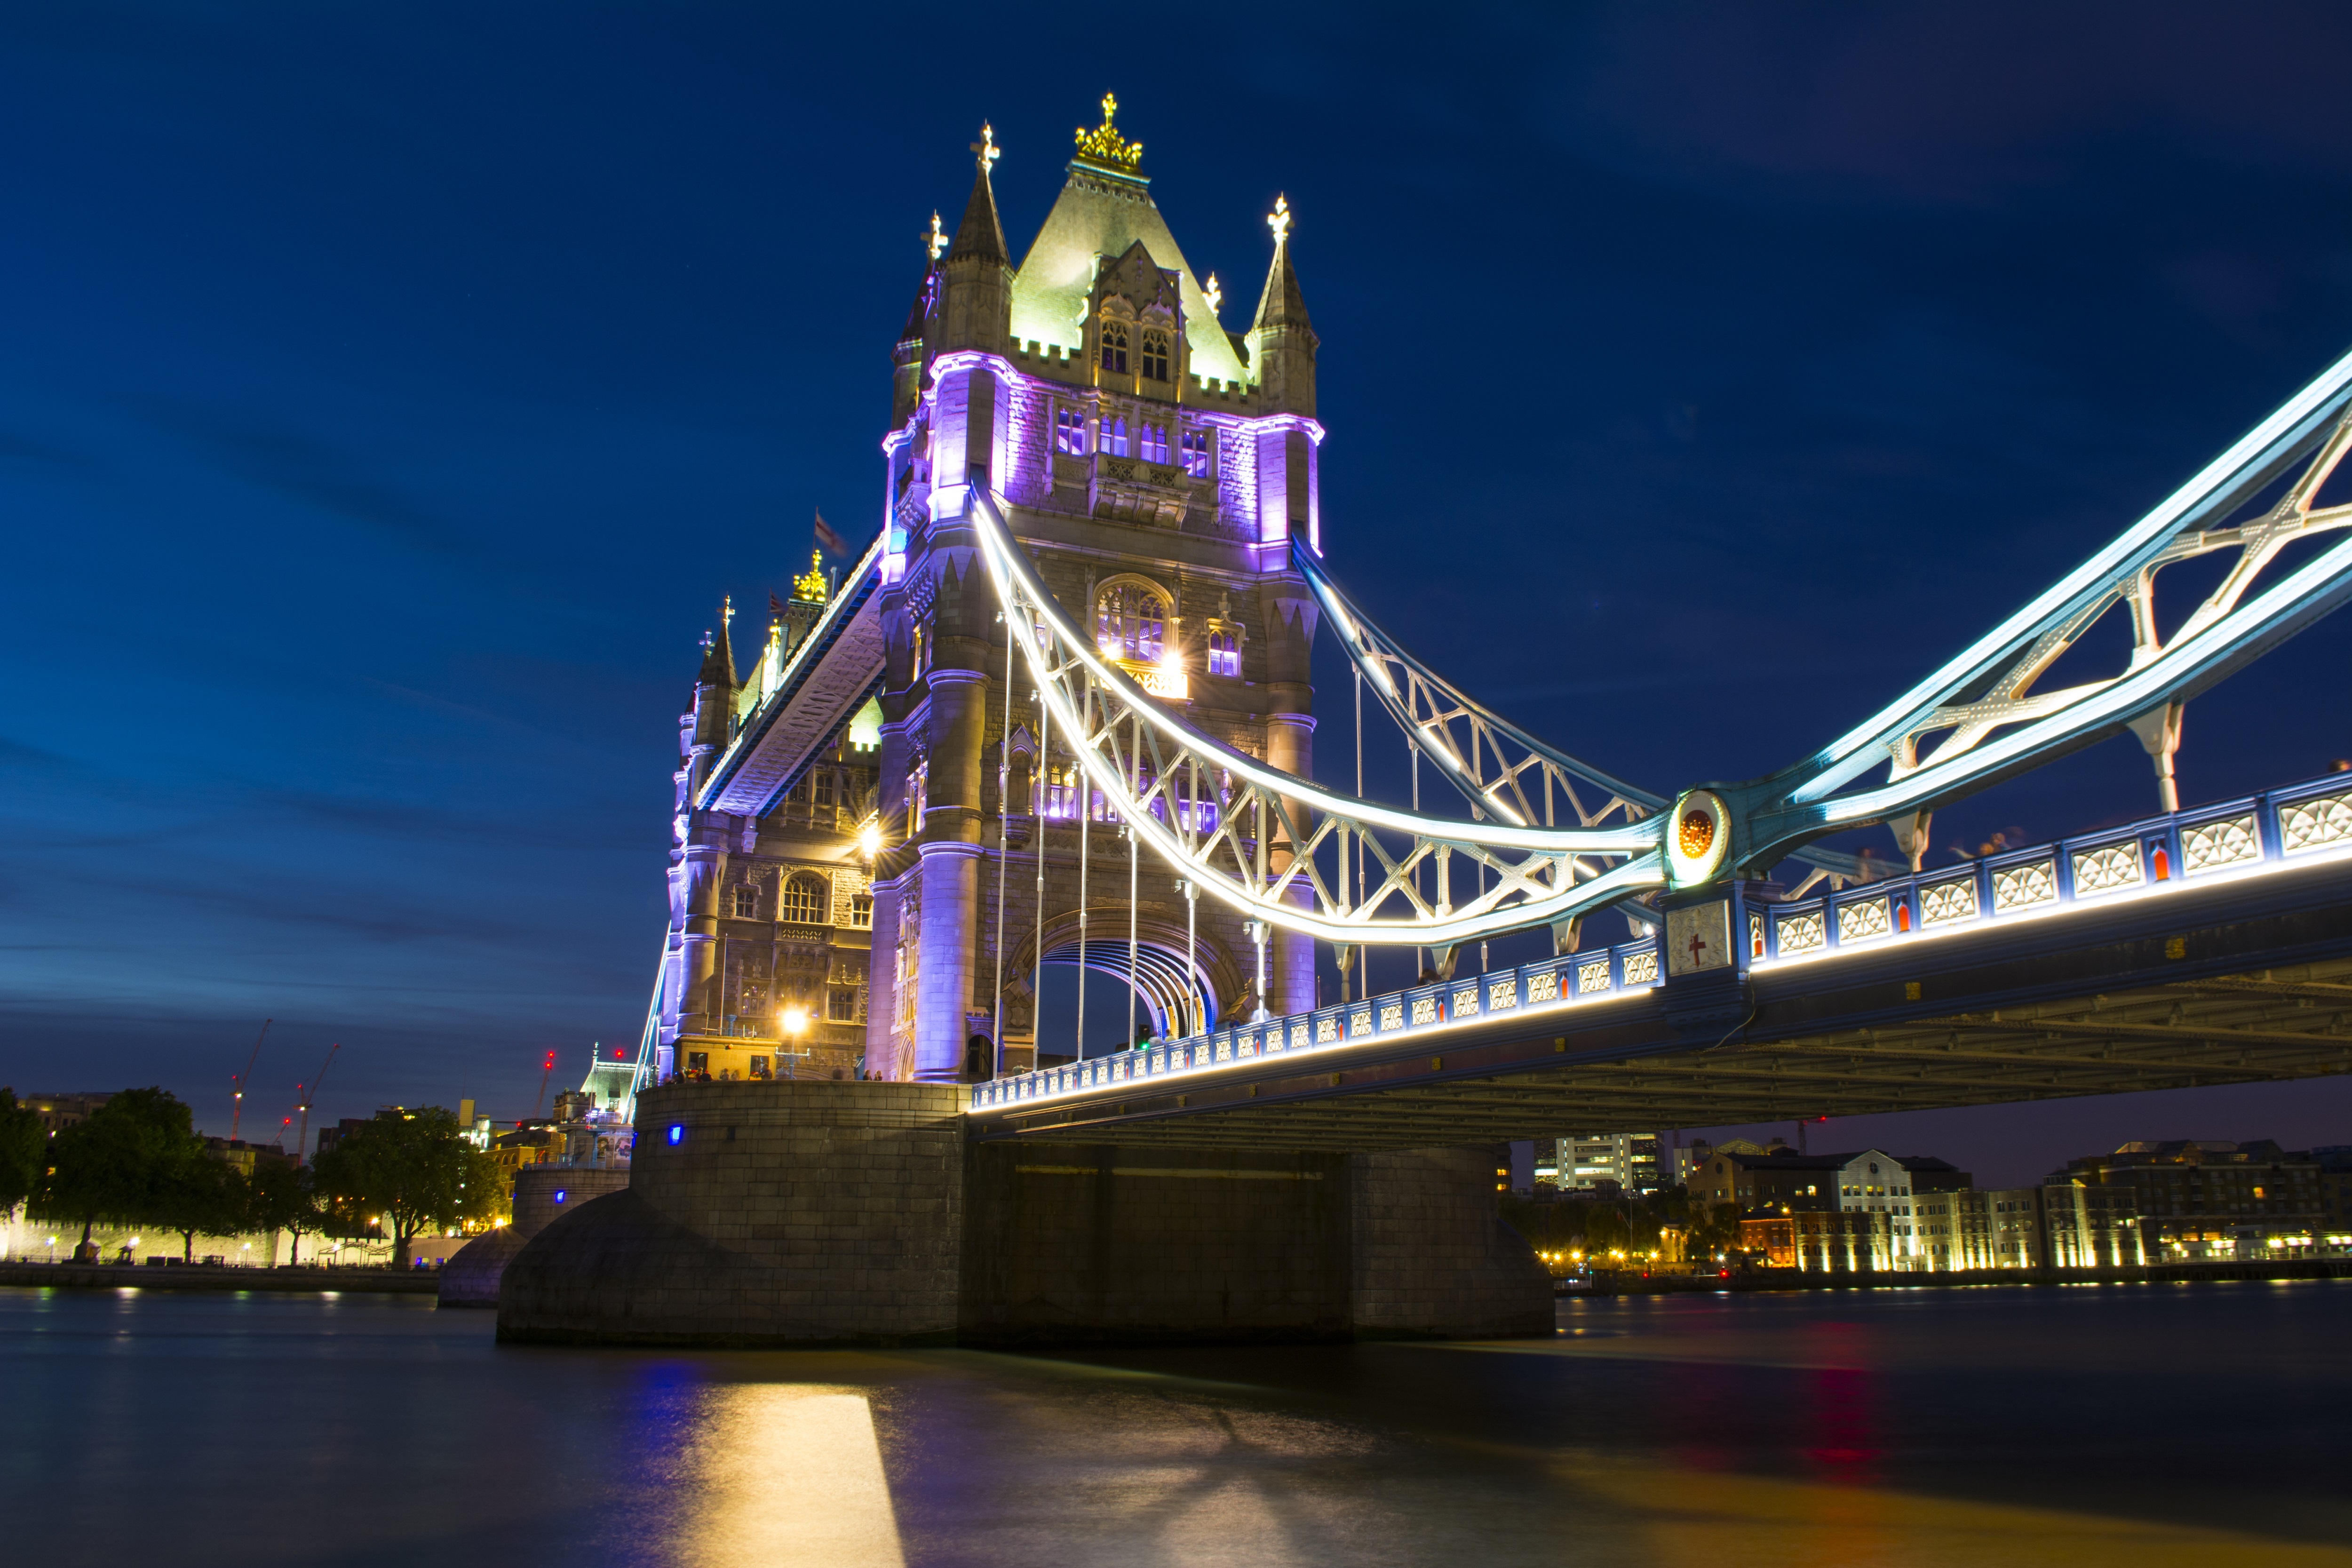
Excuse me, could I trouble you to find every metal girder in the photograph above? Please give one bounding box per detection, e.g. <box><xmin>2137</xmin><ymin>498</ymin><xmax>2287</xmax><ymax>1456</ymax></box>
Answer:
<box><xmin>978</xmin><ymin>952</ymin><xmax>2352</xmax><ymax>1150</ymax></box>
<box><xmin>1734</xmin><ymin>350</ymin><xmax>2352</xmax><ymax>867</ymax></box>
<box><xmin>967</xmin><ymin>474</ymin><xmax>1667</xmax><ymax>947</ymax></box>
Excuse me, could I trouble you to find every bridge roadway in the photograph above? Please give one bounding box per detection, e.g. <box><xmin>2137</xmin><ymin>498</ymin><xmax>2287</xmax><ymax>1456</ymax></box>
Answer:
<box><xmin>968</xmin><ymin>780</ymin><xmax>2352</xmax><ymax>1151</ymax></box>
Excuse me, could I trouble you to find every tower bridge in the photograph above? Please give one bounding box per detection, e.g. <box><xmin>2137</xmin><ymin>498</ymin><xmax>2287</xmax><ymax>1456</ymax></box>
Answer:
<box><xmin>503</xmin><ymin>101</ymin><xmax>2352</xmax><ymax>1348</ymax></box>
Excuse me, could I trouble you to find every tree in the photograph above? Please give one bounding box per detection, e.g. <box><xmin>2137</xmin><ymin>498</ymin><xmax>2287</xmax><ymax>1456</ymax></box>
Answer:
<box><xmin>311</xmin><ymin>1106</ymin><xmax>498</xmax><ymax>1267</ymax></box>
<box><xmin>35</xmin><ymin>1088</ymin><xmax>203</xmax><ymax>1258</ymax></box>
<box><xmin>0</xmin><ymin>1088</ymin><xmax>44</xmax><ymax>1215</ymax></box>
<box><xmin>154</xmin><ymin>1155</ymin><xmax>247</xmax><ymax>1263</ymax></box>
<box><xmin>246</xmin><ymin>1158</ymin><xmax>319</xmax><ymax>1264</ymax></box>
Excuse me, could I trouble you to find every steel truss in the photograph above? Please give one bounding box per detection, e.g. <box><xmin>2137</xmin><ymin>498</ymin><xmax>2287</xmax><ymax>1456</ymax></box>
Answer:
<box><xmin>969</xmin><ymin>480</ymin><xmax>1667</xmax><ymax>947</ymax></box>
<box><xmin>1743</xmin><ymin>345</ymin><xmax>2352</xmax><ymax>868</ymax></box>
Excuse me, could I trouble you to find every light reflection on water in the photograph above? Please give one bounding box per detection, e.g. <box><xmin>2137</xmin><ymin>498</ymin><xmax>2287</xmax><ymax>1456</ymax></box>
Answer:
<box><xmin>3</xmin><ymin>1281</ymin><xmax>2349</xmax><ymax>1566</ymax></box>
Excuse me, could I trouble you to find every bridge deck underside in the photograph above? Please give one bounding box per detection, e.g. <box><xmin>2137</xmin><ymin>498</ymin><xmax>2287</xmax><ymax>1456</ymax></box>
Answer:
<box><xmin>972</xmin><ymin>860</ymin><xmax>2352</xmax><ymax>1151</ymax></box>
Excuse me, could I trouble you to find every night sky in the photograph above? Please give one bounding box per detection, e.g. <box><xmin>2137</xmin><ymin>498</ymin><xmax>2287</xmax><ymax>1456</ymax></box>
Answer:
<box><xmin>5</xmin><ymin>3</ymin><xmax>2352</xmax><ymax>1185</ymax></box>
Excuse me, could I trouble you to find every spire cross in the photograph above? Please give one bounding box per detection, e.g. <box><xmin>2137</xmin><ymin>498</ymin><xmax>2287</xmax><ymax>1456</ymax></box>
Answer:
<box><xmin>699</xmin><ymin>629</ymin><xmax>714</xmax><ymax>652</ymax></box>
<box><xmin>970</xmin><ymin>122</ymin><xmax>1000</xmax><ymax>177</ymax></box>
<box><xmin>1267</xmin><ymin>194</ymin><xmax>1292</xmax><ymax>246</ymax></box>
<box><xmin>1204</xmin><ymin>272</ymin><xmax>1222</xmax><ymax>316</ymax></box>
<box><xmin>722</xmin><ymin>595</ymin><xmax>734</xmax><ymax>630</ymax></box>
<box><xmin>923</xmin><ymin>210</ymin><xmax>946</xmax><ymax>263</ymax></box>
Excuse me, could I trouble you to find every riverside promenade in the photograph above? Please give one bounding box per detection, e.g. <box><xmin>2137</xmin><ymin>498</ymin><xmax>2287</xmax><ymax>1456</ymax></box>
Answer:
<box><xmin>0</xmin><ymin>1261</ymin><xmax>440</xmax><ymax>1294</ymax></box>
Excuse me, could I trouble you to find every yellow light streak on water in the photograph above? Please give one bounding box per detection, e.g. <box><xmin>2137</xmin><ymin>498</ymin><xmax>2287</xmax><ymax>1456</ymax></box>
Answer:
<box><xmin>678</xmin><ymin>1387</ymin><xmax>906</xmax><ymax>1568</ymax></box>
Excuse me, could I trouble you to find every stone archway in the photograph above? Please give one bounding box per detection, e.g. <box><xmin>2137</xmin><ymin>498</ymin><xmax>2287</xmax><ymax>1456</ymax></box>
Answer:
<box><xmin>1004</xmin><ymin>911</ymin><xmax>1242</xmax><ymax>1043</ymax></box>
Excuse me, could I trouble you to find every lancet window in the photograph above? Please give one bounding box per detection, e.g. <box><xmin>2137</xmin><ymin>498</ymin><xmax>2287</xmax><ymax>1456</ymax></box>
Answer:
<box><xmin>1140</xmin><ymin>329</ymin><xmax>1170</xmax><ymax>382</ymax></box>
<box><xmin>1099</xmin><ymin>319</ymin><xmax>1128</xmax><ymax>374</ymax></box>
<box><xmin>1207</xmin><ymin>623</ymin><xmax>1241</xmax><ymax>677</ymax></box>
<box><xmin>1103</xmin><ymin>416</ymin><xmax>1129</xmax><ymax>458</ymax></box>
<box><xmin>1140</xmin><ymin>424</ymin><xmax>1169</xmax><ymax>464</ymax></box>
<box><xmin>1055</xmin><ymin>407</ymin><xmax>1089</xmax><ymax>456</ymax></box>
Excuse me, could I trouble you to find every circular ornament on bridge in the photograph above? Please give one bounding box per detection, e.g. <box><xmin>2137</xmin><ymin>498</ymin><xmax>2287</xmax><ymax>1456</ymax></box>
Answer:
<box><xmin>1666</xmin><ymin>788</ymin><xmax>1731</xmax><ymax>887</ymax></box>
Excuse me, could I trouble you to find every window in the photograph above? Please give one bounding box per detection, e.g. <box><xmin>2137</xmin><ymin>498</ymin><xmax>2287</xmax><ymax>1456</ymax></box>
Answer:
<box><xmin>730</xmin><ymin>884</ymin><xmax>760</xmax><ymax>919</ymax></box>
<box><xmin>1042</xmin><ymin>760</ymin><xmax>1079</xmax><ymax>820</ymax></box>
<box><xmin>1141</xmin><ymin>329</ymin><xmax>1170</xmax><ymax>381</ymax></box>
<box><xmin>906</xmin><ymin>761</ymin><xmax>927</xmax><ymax>834</ymax></box>
<box><xmin>828</xmin><ymin>987</ymin><xmax>859</xmax><ymax>1022</ymax></box>
<box><xmin>1096</xmin><ymin>581</ymin><xmax>1168</xmax><ymax>662</ymax></box>
<box><xmin>748</xmin><ymin>1055</ymin><xmax>771</xmax><ymax>1080</ymax></box>
<box><xmin>848</xmin><ymin>891</ymin><xmax>874</xmax><ymax>929</ymax></box>
<box><xmin>780</xmin><ymin>876</ymin><xmax>825</xmax><ymax>925</ymax></box>
<box><xmin>1104</xmin><ymin>416</ymin><xmax>1129</xmax><ymax>458</ymax></box>
<box><xmin>1055</xmin><ymin>407</ymin><xmax>1089</xmax><ymax>456</ymax></box>
<box><xmin>1140</xmin><ymin>424</ymin><xmax>1169</xmax><ymax>464</ymax></box>
<box><xmin>684</xmin><ymin>1052</ymin><xmax>709</xmax><ymax>1077</ymax></box>
<box><xmin>1207</xmin><ymin>625</ymin><xmax>1240</xmax><ymax>677</ymax></box>
<box><xmin>1100</xmin><ymin>319</ymin><xmax>1128</xmax><ymax>374</ymax></box>
<box><xmin>813</xmin><ymin>771</ymin><xmax>835</xmax><ymax>808</ymax></box>
<box><xmin>1180</xmin><ymin>429</ymin><xmax>1210</xmax><ymax>478</ymax></box>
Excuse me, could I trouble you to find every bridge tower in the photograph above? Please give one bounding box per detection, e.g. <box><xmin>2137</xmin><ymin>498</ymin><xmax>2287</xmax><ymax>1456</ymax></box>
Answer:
<box><xmin>867</xmin><ymin>100</ymin><xmax>1327</xmax><ymax>1082</ymax></box>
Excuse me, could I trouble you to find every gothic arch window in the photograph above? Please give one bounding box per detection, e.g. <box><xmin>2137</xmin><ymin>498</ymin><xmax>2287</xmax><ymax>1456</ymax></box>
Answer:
<box><xmin>780</xmin><ymin>874</ymin><xmax>826</xmax><ymax>925</ymax></box>
<box><xmin>1103</xmin><ymin>415</ymin><xmax>1129</xmax><ymax>458</ymax></box>
<box><xmin>1140</xmin><ymin>424</ymin><xmax>1169</xmax><ymax>464</ymax></box>
<box><xmin>1180</xmin><ymin>428</ymin><xmax>1211</xmax><ymax>478</ymax></box>
<box><xmin>1099</xmin><ymin>318</ymin><xmax>1128</xmax><ymax>374</ymax></box>
<box><xmin>1054</xmin><ymin>407</ymin><xmax>1089</xmax><ymax>456</ymax></box>
<box><xmin>1140</xmin><ymin>328</ymin><xmax>1170</xmax><ymax>382</ymax></box>
<box><xmin>1207</xmin><ymin>622</ymin><xmax>1241</xmax><ymax>677</ymax></box>
<box><xmin>1095</xmin><ymin>577</ymin><xmax>1171</xmax><ymax>664</ymax></box>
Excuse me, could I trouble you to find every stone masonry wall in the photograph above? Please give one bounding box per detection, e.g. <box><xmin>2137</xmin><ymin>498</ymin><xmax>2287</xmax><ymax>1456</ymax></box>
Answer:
<box><xmin>959</xmin><ymin>1142</ymin><xmax>1353</xmax><ymax>1345</ymax></box>
<box><xmin>1350</xmin><ymin>1145</ymin><xmax>1555</xmax><ymax>1338</ymax></box>
<box><xmin>497</xmin><ymin>1080</ymin><xmax>966</xmax><ymax>1346</ymax></box>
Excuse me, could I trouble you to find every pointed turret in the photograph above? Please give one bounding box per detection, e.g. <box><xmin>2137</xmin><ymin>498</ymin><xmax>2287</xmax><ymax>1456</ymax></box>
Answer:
<box><xmin>697</xmin><ymin>603</ymin><xmax>737</xmax><ymax>689</ymax></box>
<box><xmin>939</xmin><ymin>124</ymin><xmax>1012</xmax><ymax>354</ymax></box>
<box><xmin>1248</xmin><ymin>195</ymin><xmax>1318</xmax><ymax>415</ymax></box>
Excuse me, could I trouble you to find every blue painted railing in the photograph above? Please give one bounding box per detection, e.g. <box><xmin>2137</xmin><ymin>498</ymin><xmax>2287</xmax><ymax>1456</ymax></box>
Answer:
<box><xmin>967</xmin><ymin>772</ymin><xmax>2352</xmax><ymax>1113</ymax></box>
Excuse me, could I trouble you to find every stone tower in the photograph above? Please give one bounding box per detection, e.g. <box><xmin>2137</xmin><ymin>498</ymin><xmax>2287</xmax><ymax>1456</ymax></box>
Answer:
<box><xmin>864</xmin><ymin>98</ymin><xmax>1326</xmax><ymax>1082</ymax></box>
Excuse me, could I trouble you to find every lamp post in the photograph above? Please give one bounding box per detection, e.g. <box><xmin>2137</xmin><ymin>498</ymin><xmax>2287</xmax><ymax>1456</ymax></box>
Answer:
<box><xmin>779</xmin><ymin>1005</ymin><xmax>812</xmax><ymax>1079</ymax></box>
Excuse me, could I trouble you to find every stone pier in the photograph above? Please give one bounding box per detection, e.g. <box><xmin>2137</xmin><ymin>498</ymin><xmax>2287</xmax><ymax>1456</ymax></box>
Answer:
<box><xmin>495</xmin><ymin>1080</ymin><xmax>1551</xmax><ymax>1347</ymax></box>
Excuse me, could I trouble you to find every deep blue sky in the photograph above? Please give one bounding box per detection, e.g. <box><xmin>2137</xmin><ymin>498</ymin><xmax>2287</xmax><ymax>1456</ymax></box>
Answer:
<box><xmin>5</xmin><ymin>3</ymin><xmax>2352</xmax><ymax>1182</ymax></box>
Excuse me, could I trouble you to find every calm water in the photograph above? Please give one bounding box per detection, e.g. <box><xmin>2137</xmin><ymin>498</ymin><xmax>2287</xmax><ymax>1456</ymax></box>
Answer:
<box><xmin>4</xmin><ymin>1281</ymin><xmax>2349</xmax><ymax>1566</ymax></box>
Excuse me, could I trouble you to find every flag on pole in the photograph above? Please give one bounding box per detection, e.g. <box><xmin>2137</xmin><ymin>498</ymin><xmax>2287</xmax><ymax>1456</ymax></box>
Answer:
<box><xmin>813</xmin><ymin>507</ymin><xmax>847</xmax><ymax>557</ymax></box>
<box><xmin>769</xmin><ymin>591</ymin><xmax>787</xmax><ymax>616</ymax></box>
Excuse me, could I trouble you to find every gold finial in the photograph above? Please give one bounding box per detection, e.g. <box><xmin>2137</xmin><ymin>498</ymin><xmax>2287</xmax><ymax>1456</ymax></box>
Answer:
<box><xmin>1203</xmin><ymin>272</ymin><xmax>1222</xmax><ymax>317</ymax></box>
<box><xmin>969</xmin><ymin>122</ymin><xmax>1001</xmax><ymax>176</ymax></box>
<box><xmin>1074</xmin><ymin>91</ymin><xmax>1142</xmax><ymax>171</ymax></box>
<box><xmin>1267</xmin><ymin>194</ymin><xmax>1291</xmax><ymax>246</ymax></box>
<box><xmin>722</xmin><ymin>594</ymin><xmax>734</xmax><ymax>629</ymax></box>
<box><xmin>792</xmin><ymin>550</ymin><xmax>830</xmax><ymax>604</ymax></box>
<box><xmin>923</xmin><ymin>210</ymin><xmax>946</xmax><ymax>263</ymax></box>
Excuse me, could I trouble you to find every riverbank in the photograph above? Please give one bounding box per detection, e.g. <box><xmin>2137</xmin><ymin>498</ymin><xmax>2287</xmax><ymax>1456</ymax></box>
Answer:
<box><xmin>1566</xmin><ymin>1257</ymin><xmax>2352</xmax><ymax>1294</ymax></box>
<box><xmin>0</xmin><ymin>1260</ymin><xmax>440</xmax><ymax>1294</ymax></box>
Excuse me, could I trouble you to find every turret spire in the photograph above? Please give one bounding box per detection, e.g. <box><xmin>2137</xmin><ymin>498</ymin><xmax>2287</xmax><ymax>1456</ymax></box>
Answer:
<box><xmin>947</xmin><ymin>122</ymin><xmax>1009</xmax><ymax>265</ymax></box>
<box><xmin>1248</xmin><ymin>193</ymin><xmax>1318</xmax><ymax>415</ymax></box>
<box><xmin>698</xmin><ymin>602</ymin><xmax>737</xmax><ymax>687</ymax></box>
<box><xmin>1251</xmin><ymin>194</ymin><xmax>1311</xmax><ymax>332</ymax></box>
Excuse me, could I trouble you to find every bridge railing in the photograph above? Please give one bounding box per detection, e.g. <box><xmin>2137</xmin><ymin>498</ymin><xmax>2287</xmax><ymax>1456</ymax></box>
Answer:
<box><xmin>966</xmin><ymin>771</ymin><xmax>2352</xmax><ymax>1114</ymax></box>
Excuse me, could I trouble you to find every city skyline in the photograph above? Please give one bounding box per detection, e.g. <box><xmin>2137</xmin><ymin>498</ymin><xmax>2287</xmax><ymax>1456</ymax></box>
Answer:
<box><xmin>7</xmin><ymin>4</ymin><xmax>2352</xmax><ymax>1183</ymax></box>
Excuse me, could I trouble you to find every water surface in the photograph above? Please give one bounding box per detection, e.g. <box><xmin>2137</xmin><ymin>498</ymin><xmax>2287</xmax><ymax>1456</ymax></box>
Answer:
<box><xmin>4</xmin><ymin>1281</ymin><xmax>2347</xmax><ymax>1565</ymax></box>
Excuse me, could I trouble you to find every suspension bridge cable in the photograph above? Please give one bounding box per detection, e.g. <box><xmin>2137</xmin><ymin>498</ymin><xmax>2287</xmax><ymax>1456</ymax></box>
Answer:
<box><xmin>992</xmin><ymin>609</ymin><xmax>1013</xmax><ymax>1078</ymax></box>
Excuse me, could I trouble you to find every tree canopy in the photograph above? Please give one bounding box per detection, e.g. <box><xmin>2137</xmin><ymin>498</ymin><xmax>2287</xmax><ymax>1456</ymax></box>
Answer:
<box><xmin>0</xmin><ymin>1088</ymin><xmax>43</xmax><ymax>1213</ymax></box>
<box><xmin>35</xmin><ymin>1087</ymin><xmax>206</xmax><ymax>1253</ymax></box>
<box><xmin>311</xmin><ymin>1106</ymin><xmax>500</xmax><ymax>1266</ymax></box>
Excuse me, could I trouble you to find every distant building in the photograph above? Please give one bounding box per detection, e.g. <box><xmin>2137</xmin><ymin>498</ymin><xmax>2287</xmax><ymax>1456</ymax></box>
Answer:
<box><xmin>19</xmin><ymin>1092</ymin><xmax>111</xmax><ymax>1136</ymax></box>
<box><xmin>1693</xmin><ymin>1146</ymin><xmax>1969</xmax><ymax>1263</ymax></box>
<box><xmin>1740</xmin><ymin>1210</ymin><xmax>1892</xmax><ymax>1273</ymax></box>
<box><xmin>2316</xmin><ymin>1147</ymin><xmax>2352</xmax><ymax>1243</ymax></box>
<box><xmin>201</xmin><ymin>1137</ymin><xmax>294</xmax><ymax>1178</ymax></box>
<box><xmin>1549</xmin><ymin>1132</ymin><xmax>1665</xmax><ymax>1195</ymax></box>
<box><xmin>2050</xmin><ymin>1139</ymin><xmax>2322</xmax><ymax>1258</ymax></box>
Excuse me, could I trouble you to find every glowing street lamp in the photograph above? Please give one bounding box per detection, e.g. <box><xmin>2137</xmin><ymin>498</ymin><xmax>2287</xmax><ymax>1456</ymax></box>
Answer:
<box><xmin>858</xmin><ymin>821</ymin><xmax>882</xmax><ymax>859</ymax></box>
<box><xmin>779</xmin><ymin>1005</ymin><xmax>813</xmax><ymax>1078</ymax></box>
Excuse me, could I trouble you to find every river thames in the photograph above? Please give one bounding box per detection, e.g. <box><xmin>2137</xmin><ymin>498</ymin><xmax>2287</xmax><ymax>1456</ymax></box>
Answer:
<box><xmin>3</xmin><ymin>1280</ymin><xmax>2347</xmax><ymax>1566</ymax></box>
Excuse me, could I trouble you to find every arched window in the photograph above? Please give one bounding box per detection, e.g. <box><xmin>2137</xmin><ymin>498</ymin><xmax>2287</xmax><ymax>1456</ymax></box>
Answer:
<box><xmin>1103</xmin><ymin>416</ymin><xmax>1129</xmax><ymax>458</ymax></box>
<box><xmin>1099</xmin><ymin>319</ymin><xmax>1128</xmax><ymax>374</ymax></box>
<box><xmin>1140</xmin><ymin>329</ymin><xmax>1170</xmax><ymax>381</ymax></box>
<box><xmin>1180</xmin><ymin>429</ymin><xmax>1210</xmax><ymax>478</ymax></box>
<box><xmin>780</xmin><ymin>875</ymin><xmax>826</xmax><ymax>925</ymax></box>
<box><xmin>1054</xmin><ymin>407</ymin><xmax>1088</xmax><ymax>455</ymax></box>
<box><xmin>1140</xmin><ymin>424</ymin><xmax>1169</xmax><ymax>464</ymax></box>
<box><xmin>1208</xmin><ymin>625</ymin><xmax>1240</xmax><ymax>677</ymax></box>
<box><xmin>1041</xmin><ymin>760</ymin><xmax>1079</xmax><ymax>820</ymax></box>
<box><xmin>1095</xmin><ymin>580</ymin><xmax>1168</xmax><ymax>663</ymax></box>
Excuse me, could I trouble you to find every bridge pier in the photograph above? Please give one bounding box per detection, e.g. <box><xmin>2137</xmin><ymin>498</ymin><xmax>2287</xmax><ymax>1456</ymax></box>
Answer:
<box><xmin>494</xmin><ymin>1081</ymin><xmax>1551</xmax><ymax>1347</ymax></box>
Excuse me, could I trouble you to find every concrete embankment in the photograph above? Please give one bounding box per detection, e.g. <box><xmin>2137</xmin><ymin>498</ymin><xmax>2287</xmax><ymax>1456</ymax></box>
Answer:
<box><xmin>0</xmin><ymin>1262</ymin><xmax>440</xmax><ymax>1294</ymax></box>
